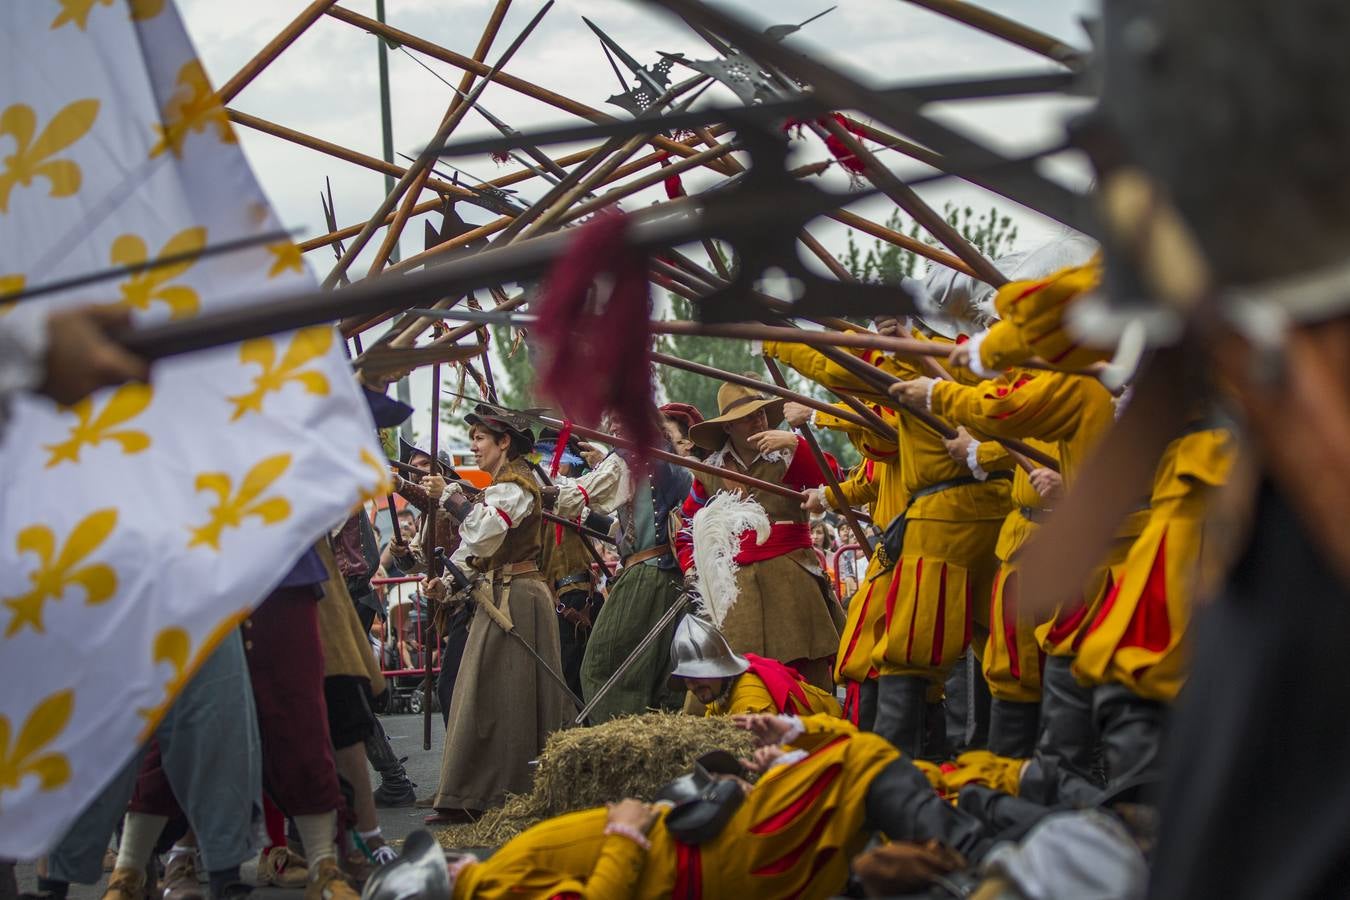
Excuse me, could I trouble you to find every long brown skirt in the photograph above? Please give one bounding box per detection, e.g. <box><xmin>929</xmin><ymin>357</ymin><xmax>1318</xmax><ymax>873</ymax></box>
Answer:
<box><xmin>432</xmin><ymin>574</ymin><xmax>571</xmax><ymax>811</ymax></box>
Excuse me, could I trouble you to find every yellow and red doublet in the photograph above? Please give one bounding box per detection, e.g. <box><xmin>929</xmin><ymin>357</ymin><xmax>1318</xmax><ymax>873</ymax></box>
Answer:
<box><xmin>452</xmin><ymin>716</ymin><xmax>898</xmax><ymax>900</ymax></box>
<box><xmin>807</xmin><ymin>402</ymin><xmax>904</xmax><ymax>719</ymax></box>
<box><xmin>764</xmin><ymin>337</ymin><xmax>1011</xmax><ymax>685</ymax></box>
<box><xmin>1073</xmin><ymin>427</ymin><xmax>1236</xmax><ymax>702</ymax></box>
<box><xmin>929</xmin><ymin>369</ymin><xmax>1119</xmax><ymax>697</ymax></box>
<box><xmin>705</xmin><ymin>658</ymin><xmax>843</xmax><ymax>718</ymax></box>
<box><xmin>972</xmin><ymin>257</ymin><xmax>1110</xmax><ymax>375</ymax></box>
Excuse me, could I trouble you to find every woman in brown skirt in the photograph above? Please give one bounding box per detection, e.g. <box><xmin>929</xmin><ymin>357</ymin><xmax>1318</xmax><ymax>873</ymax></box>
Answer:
<box><xmin>422</xmin><ymin>405</ymin><xmax>571</xmax><ymax>823</ymax></box>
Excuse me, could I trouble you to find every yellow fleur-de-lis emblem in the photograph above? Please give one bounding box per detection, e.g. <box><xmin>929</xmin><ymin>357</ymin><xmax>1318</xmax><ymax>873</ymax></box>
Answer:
<box><xmin>227</xmin><ymin>327</ymin><xmax>332</xmax><ymax>421</ymax></box>
<box><xmin>356</xmin><ymin>448</ymin><xmax>395</xmax><ymax>506</ymax></box>
<box><xmin>137</xmin><ymin>627</ymin><xmax>189</xmax><ymax>727</ymax></box>
<box><xmin>150</xmin><ymin>60</ymin><xmax>235</xmax><ymax>159</ymax></box>
<box><xmin>3</xmin><ymin>510</ymin><xmax>118</xmax><ymax>638</ymax></box>
<box><xmin>136</xmin><ymin>613</ymin><xmax>246</xmax><ymax>739</ymax></box>
<box><xmin>0</xmin><ymin>99</ymin><xmax>99</xmax><ymax>214</ymax></box>
<box><xmin>43</xmin><ymin>383</ymin><xmax>153</xmax><ymax>468</ymax></box>
<box><xmin>0</xmin><ymin>273</ymin><xmax>23</xmax><ymax>317</ymax></box>
<box><xmin>0</xmin><ymin>689</ymin><xmax>74</xmax><ymax>807</ymax></box>
<box><xmin>111</xmin><ymin>226</ymin><xmax>205</xmax><ymax>320</ymax></box>
<box><xmin>267</xmin><ymin>242</ymin><xmax>303</xmax><ymax>279</ymax></box>
<box><xmin>188</xmin><ymin>454</ymin><xmax>292</xmax><ymax>550</ymax></box>
<box><xmin>50</xmin><ymin>0</ymin><xmax>164</xmax><ymax>30</ymax></box>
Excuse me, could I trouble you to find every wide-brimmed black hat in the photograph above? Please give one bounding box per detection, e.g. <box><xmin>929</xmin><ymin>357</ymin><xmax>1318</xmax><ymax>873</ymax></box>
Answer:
<box><xmin>398</xmin><ymin>436</ymin><xmax>452</xmax><ymax>471</ymax></box>
<box><xmin>464</xmin><ymin>403</ymin><xmax>535</xmax><ymax>450</ymax></box>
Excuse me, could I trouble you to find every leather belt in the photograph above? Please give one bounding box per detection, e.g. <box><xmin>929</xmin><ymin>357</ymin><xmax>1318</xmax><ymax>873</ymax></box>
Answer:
<box><xmin>554</xmin><ymin>571</ymin><xmax>593</xmax><ymax>591</ymax></box>
<box><xmin>623</xmin><ymin>545</ymin><xmax>668</xmax><ymax>567</ymax></box>
<box><xmin>878</xmin><ymin>470</ymin><xmax>1014</xmax><ymax>569</ymax></box>
<box><xmin>489</xmin><ymin>561</ymin><xmax>540</xmax><ymax>579</ymax></box>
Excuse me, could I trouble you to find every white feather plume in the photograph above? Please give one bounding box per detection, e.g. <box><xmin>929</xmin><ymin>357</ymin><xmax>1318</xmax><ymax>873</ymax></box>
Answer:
<box><xmin>691</xmin><ymin>491</ymin><xmax>771</xmax><ymax>628</ymax></box>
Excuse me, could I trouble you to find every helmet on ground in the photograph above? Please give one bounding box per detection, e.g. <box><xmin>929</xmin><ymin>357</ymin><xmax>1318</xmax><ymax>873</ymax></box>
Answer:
<box><xmin>668</xmin><ymin>615</ymin><xmax>749</xmax><ymax>690</ymax></box>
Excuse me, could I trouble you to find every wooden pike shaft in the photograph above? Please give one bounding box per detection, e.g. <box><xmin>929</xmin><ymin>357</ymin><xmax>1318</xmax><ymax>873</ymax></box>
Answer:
<box><xmin>560</xmin><ymin>141</ymin><xmax>739</xmax><ymax>225</ymax></box>
<box><xmin>326</xmin><ymin>6</ymin><xmax>738</xmax><ymax>175</ymax></box>
<box><xmin>367</xmin><ymin>0</ymin><xmax>515</xmax><ymax>276</ymax></box>
<box><xmin>795</xmin><ymin>230</ymin><xmax>955</xmax><ymax>384</ymax></box>
<box><xmin>652</xmin><ymin>253</ymin><xmax>903</xmax><ymax>444</ymax></box>
<box><xmin>538</xmin><ymin>416</ymin><xmax>810</xmax><ymax>504</ymax></box>
<box><xmin>297</xmin><ymin>123</ymin><xmax>729</xmax><ymax>256</ymax></box>
<box><xmin>651</xmin><ymin>351</ymin><xmax>884</xmax><ymax>435</ymax></box>
<box><xmin>514</xmin><ymin>75</ymin><xmax>715</xmax><ymax>241</ymax></box>
<box><xmin>827</xmin><ymin>209</ymin><xmax>976</xmax><ymax>278</ymax></box>
<box><xmin>838</xmin><ymin>116</ymin><xmax>944</xmax><ymax>169</ymax></box>
<box><xmin>898</xmin><ymin>0</ymin><xmax>1086</xmax><ymax>67</ymax></box>
<box><xmin>227</xmin><ymin>110</ymin><xmax>472</xmax><ymax>199</ymax></box>
<box><xmin>218</xmin><ymin>0</ymin><xmax>340</xmax><ymax>104</ymax></box>
<box><xmin>423</xmin><ymin>363</ymin><xmax>442</xmax><ymax>751</ymax></box>
<box><xmin>812</xmin><ymin>345</ymin><xmax>1059</xmax><ymax>471</ymax></box>
<box><xmin>323</xmin><ymin>2</ymin><xmax>552</xmax><ymax>290</ymax></box>
<box><xmin>652</xmin><ymin>249</ymin><xmax>1049</xmax><ymax>471</ymax></box>
<box><xmin>821</xmin><ymin>118</ymin><xmax>1007</xmax><ymax>286</ymax></box>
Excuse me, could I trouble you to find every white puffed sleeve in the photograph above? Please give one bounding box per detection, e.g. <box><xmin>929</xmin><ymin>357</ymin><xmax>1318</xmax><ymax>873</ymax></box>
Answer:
<box><xmin>553</xmin><ymin>451</ymin><xmax>631</xmax><ymax>517</ymax></box>
<box><xmin>449</xmin><ymin>481</ymin><xmax>535</xmax><ymax>570</ymax></box>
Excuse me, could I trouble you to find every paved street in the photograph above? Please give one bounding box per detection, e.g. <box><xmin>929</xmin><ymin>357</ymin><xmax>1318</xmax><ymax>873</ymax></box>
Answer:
<box><xmin>13</xmin><ymin>714</ymin><xmax>447</xmax><ymax>898</ymax></box>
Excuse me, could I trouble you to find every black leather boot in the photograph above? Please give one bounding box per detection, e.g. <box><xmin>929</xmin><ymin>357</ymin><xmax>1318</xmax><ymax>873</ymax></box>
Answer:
<box><xmin>864</xmin><ymin>761</ymin><xmax>991</xmax><ymax>861</ymax></box>
<box><xmin>872</xmin><ymin>675</ymin><xmax>928</xmax><ymax>757</ymax></box>
<box><xmin>988</xmin><ymin>698</ymin><xmax>1042</xmax><ymax>758</ymax></box>
<box><xmin>857</xmin><ymin>678</ymin><xmax>879</xmax><ymax>733</ymax></box>
<box><xmin>945</xmin><ymin>653</ymin><xmax>969</xmax><ymax>748</ymax></box>
<box><xmin>1035</xmin><ymin>655</ymin><xmax>1099</xmax><ymax>781</ymax></box>
<box><xmin>366</xmin><ymin>718</ymin><xmax>417</xmax><ymax>807</ymax></box>
<box><xmin>924</xmin><ymin>700</ymin><xmax>949</xmax><ymax>762</ymax></box>
<box><xmin>1094</xmin><ymin>682</ymin><xmax>1167</xmax><ymax>800</ymax></box>
<box><xmin>956</xmin><ymin>783</ymin><xmax>1054</xmax><ymax>842</ymax></box>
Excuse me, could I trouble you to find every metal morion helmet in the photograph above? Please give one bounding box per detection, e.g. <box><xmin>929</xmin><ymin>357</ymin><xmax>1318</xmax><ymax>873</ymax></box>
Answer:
<box><xmin>360</xmin><ymin>829</ymin><xmax>455</xmax><ymax>900</ymax></box>
<box><xmin>668</xmin><ymin>615</ymin><xmax>749</xmax><ymax>690</ymax></box>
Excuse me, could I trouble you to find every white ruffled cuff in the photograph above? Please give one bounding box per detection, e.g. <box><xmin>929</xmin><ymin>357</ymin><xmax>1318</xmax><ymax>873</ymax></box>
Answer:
<box><xmin>965</xmin><ymin>441</ymin><xmax>990</xmax><ymax>481</ymax></box>
<box><xmin>766</xmin><ymin>748</ymin><xmax>810</xmax><ymax>771</ymax></box>
<box><xmin>777</xmin><ymin>714</ymin><xmax>804</xmax><ymax>745</ymax></box>
<box><xmin>923</xmin><ymin>378</ymin><xmax>937</xmax><ymax>412</ymax></box>
<box><xmin>965</xmin><ymin>330</ymin><xmax>998</xmax><ymax>380</ymax></box>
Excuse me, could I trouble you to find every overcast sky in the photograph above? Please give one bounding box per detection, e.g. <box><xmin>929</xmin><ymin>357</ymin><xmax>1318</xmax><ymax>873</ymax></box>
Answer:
<box><xmin>178</xmin><ymin>0</ymin><xmax>1098</xmax><ymax>443</ymax></box>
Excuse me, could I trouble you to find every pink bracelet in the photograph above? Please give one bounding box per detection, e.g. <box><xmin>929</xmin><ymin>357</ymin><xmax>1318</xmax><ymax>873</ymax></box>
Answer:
<box><xmin>603</xmin><ymin>822</ymin><xmax>652</xmax><ymax>851</ymax></box>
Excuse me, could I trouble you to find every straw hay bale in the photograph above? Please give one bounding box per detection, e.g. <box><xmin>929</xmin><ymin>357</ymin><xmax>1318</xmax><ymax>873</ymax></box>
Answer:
<box><xmin>438</xmin><ymin>711</ymin><xmax>757</xmax><ymax>848</ymax></box>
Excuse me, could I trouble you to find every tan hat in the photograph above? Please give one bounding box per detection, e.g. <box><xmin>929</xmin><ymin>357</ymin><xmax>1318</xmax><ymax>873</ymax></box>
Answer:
<box><xmin>687</xmin><ymin>383</ymin><xmax>785</xmax><ymax>451</ymax></box>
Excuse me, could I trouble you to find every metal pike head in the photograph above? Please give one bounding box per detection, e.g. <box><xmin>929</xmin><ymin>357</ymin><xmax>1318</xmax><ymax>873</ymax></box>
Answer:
<box><xmin>605</xmin><ymin>56</ymin><xmax>676</xmax><ymax>116</ymax></box>
<box><xmin>659</xmin><ymin>48</ymin><xmax>783</xmax><ymax>106</ymax></box>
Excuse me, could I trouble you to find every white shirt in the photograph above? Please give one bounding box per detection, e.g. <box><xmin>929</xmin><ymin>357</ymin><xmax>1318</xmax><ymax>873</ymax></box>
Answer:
<box><xmin>449</xmin><ymin>480</ymin><xmax>536</xmax><ymax>570</ymax></box>
<box><xmin>553</xmin><ymin>451</ymin><xmax>630</xmax><ymax>518</ymax></box>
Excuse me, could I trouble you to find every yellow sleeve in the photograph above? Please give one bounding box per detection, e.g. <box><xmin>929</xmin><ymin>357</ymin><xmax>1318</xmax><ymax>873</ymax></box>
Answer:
<box><xmin>929</xmin><ymin>371</ymin><xmax>1086</xmax><ymax>445</ymax></box>
<box><xmin>976</xmin><ymin>320</ymin><xmax>1034</xmax><ymax>373</ymax></box>
<box><xmin>813</xmin><ymin>403</ymin><xmax>900</xmax><ymax>461</ymax></box>
<box><xmin>975</xmin><ymin>441</ymin><xmax>1013</xmax><ymax>473</ymax></box>
<box><xmin>829</xmin><ymin>464</ymin><xmax>879</xmax><ymax>512</ymax></box>
<box><xmin>543</xmin><ymin>836</ymin><xmax>649</xmax><ymax>899</ymax></box>
<box><xmin>763</xmin><ymin>340</ymin><xmax>898</xmax><ymax>404</ymax></box>
<box><xmin>722</xmin><ymin>674</ymin><xmax>778</xmax><ymax>716</ymax></box>
<box><xmin>803</xmin><ymin>683</ymin><xmax>844</xmax><ymax>718</ymax></box>
<box><xmin>991</xmin><ymin>259</ymin><xmax>1112</xmax><ymax>371</ymax></box>
<box><xmin>786</xmin><ymin>713</ymin><xmax>859</xmax><ymax>752</ymax></box>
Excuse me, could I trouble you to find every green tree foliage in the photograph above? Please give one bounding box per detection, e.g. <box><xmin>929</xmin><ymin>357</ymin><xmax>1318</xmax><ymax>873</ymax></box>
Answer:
<box><xmin>488</xmin><ymin>324</ymin><xmax>536</xmax><ymax>409</ymax></box>
<box><xmin>457</xmin><ymin>202</ymin><xmax>1017</xmax><ymax>473</ymax></box>
<box><xmin>654</xmin><ymin>296</ymin><xmax>860</xmax><ymax>468</ymax></box>
<box><xmin>843</xmin><ymin>203</ymin><xmax>1018</xmax><ymax>284</ymax></box>
<box><xmin>655</xmin><ymin>295</ymin><xmax>763</xmax><ymax>421</ymax></box>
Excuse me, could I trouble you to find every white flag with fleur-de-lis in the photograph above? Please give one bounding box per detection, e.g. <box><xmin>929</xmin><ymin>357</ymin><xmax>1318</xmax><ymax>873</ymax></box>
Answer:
<box><xmin>0</xmin><ymin>1</ymin><xmax>387</xmax><ymax>854</ymax></box>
